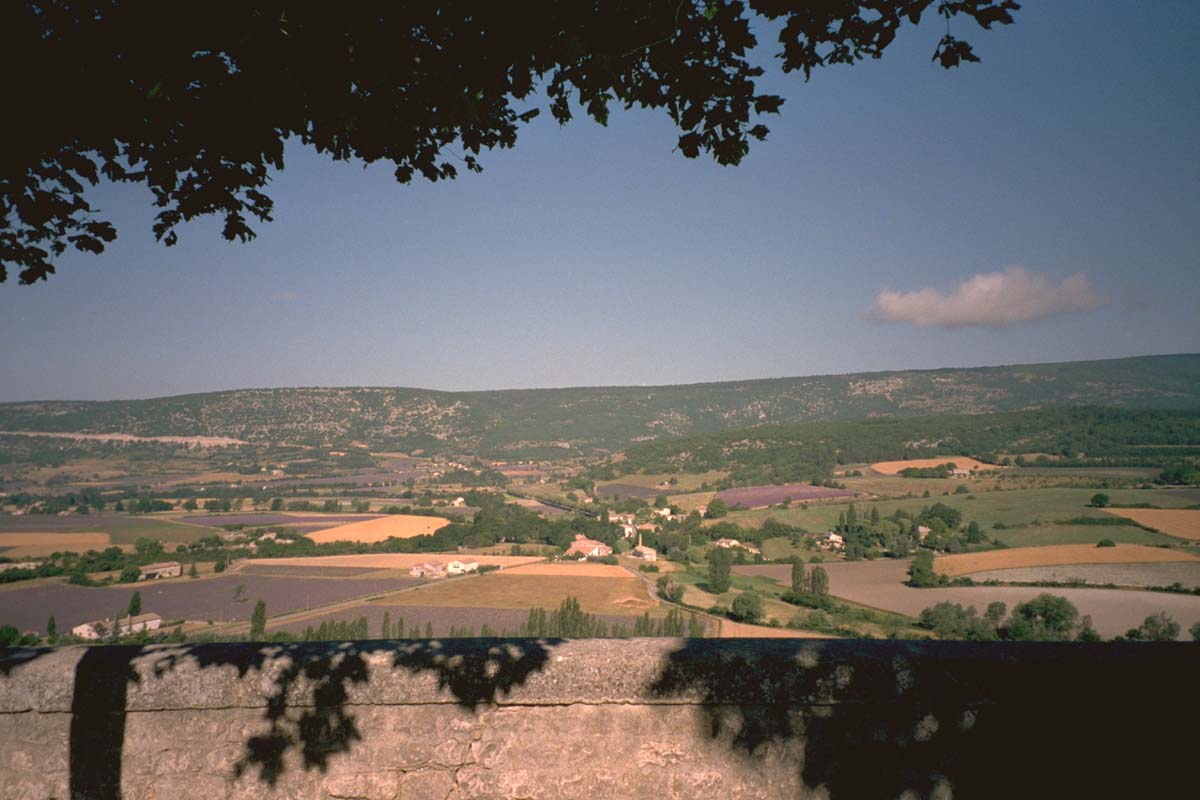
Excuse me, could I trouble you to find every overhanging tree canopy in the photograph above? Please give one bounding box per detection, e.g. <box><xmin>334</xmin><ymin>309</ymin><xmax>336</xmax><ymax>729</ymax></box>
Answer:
<box><xmin>0</xmin><ymin>1</ymin><xmax>1018</xmax><ymax>284</ymax></box>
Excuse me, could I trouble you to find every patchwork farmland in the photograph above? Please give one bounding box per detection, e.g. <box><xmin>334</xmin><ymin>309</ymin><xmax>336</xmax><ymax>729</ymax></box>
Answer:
<box><xmin>736</xmin><ymin>559</ymin><xmax>1200</xmax><ymax>639</ymax></box>
<box><xmin>0</xmin><ymin>571</ymin><xmax>422</xmax><ymax>636</ymax></box>
<box><xmin>961</xmin><ymin>562</ymin><xmax>1200</xmax><ymax>590</ymax></box>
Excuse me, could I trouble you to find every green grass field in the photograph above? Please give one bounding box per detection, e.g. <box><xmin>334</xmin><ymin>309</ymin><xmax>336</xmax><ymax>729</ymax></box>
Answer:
<box><xmin>989</xmin><ymin>523</ymin><xmax>1179</xmax><ymax>548</ymax></box>
<box><xmin>718</xmin><ymin>487</ymin><xmax>1200</xmax><ymax>532</ymax></box>
<box><xmin>596</xmin><ymin>470</ymin><xmax>727</xmax><ymax>494</ymax></box>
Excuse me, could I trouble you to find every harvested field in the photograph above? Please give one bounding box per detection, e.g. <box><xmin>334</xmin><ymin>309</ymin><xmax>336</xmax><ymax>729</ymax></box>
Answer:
<box><xmin>0</xmin><ymin>514</ymin><xmax>209</xmax><ymax>545</ymax></box>
<box><xmin>717</xmin><ymin>483</ymin><xmax>855</xmax><ymax>509</ymax></box>
<box><xmin>184</xmin><ymin>513</ymin><xmax>383</xmax><ymax>528</ymax></box>
<box><xmin>1103</xmin><ymin>509</ymin><xmax>1200</xmax><ymax>540</ymax></box>
<box><xmin>962</xmin><ymin>562</ymin><xmax>1200</xmax><ymax>589</ymax></box>
<box><xmin>0</xmin><ymin>532</ymin><xmax>112</xmax><ymax>558</ymax></box>
<box><xmin>935</xmin><ymin>544</ymin><xmax>1198</xmax><ymax>577</ymax></box>
<box><xmin>387</xmin><ymin>571</ymin><xmax>657</xmax><ymax>617</ymax></box>
<box><xmin>592</xmin><ymin>483</ymin><xmax>661</xmax><ymax>501</ymax></box>
<box><xmin>238</xmin><ymin>564</ymin><xmax>385</xmax><ymax>579</ymax></box>
<box><xmin>715</xmin><ymin>619</ymin><xmax>828</xmax><ymax>638</ymax></box>
<box><xmin>669</xmin><ymin>491</ymin><xmax>717</xmax><ymax>512</ymax></box>
<box><xmin>0</xmin><ymin>572</ymin><xmax>420</xmax><ymax>636</ymax></box>
<box><xmin>504</xmin><ymin>562</ymin><xmax>631</xmax><ymax>578</ymax></box>
<box><xmin>736</xmin><ymin>560</ymin><xmax>1200</xmax><ymax>639</ymax></box>
<box><xmin>253</xmin><ymin>553</ymin><xmax>544</xmax><ymax>570</ymax></box>
<box><xmin>307</xmin><ymin>514</ymin><xmax>451</xmax><ymax>543</ymax></box>
<box><xmin>870</xmin><ymin>457</ymin><xmax>997</xmax><ymax>475</ymax></box>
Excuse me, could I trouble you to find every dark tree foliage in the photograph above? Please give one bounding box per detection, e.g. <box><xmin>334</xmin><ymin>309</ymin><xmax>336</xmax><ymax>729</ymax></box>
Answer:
<box><xmin>1</xmin><ymin>1</ymin><xmax>1017</xmax><ymax>283</ymax></box>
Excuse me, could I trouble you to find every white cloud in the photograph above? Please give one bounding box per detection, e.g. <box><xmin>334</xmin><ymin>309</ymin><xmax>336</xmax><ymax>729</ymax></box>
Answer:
<box><xmin>867</xmin><ymin>267</ymin><xmax>1106</xmax><ymax>329</ymax></box>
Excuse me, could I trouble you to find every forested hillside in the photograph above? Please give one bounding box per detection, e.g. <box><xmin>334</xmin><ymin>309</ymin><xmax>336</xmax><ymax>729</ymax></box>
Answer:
<box><xmin>612</xmin><ymin>407</ymin><xmax>1200</xmax><ymax>485</ymax></box>
<box><xmin>0</xmin><ymin>354</ymin><xmax>1197</xmax><ymax>456</ymax></box>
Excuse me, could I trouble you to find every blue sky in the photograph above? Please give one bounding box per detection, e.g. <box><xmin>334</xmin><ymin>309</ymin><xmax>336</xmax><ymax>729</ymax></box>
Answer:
<box><xmin>2</xmin><ymin>0</ymin><xmax>1198</xmax><ymax>401</ymax></box>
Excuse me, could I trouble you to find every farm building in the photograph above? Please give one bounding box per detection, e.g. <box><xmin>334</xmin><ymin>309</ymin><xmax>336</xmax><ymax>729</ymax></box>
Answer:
<box><xmin>631</xmin><ymin>544</ymin><xmax>657</xmax><ymax>561</ymax></box>
<box><xmin>612</xmin><ymin>514</ymin><xmax>636</xmax><ymax>525</ymax></box>
<box><xmin>917</xmin><ymin>525</ymin><xmax>932</xmax><ymax>540</ymax></box>
<box><xmin>565</xmin><ymin>534</ymin><xmax>613</xmax><ymax>559</ymax></box>
<box><xmin>617</xmin><ymin>523</ymin><xmax>637</xmax><ymax>539</ymax></box>
<box><xmin>72</xmin><ymin>612</ymin><xmax>162</xmax><ymax>640</ymax></box>
<box><xmin>652</xmin><ymin>507</ymin><xmax>671</xmax><ymax>518</ymax></box>
<box><xmin>817</xmin><ymin>532</ymin><xmax>845</xmax><ymax>550</ymax></box>
<box><xmin>630</xmin><ymin>531</ymin><xmax>658</xmax><ymax>561</ymax></box>
<box><xmin>447</xmin><ymin>560</ymin><xmax>479</xmax><ymax>575</ymax></box>
<box><xmin>0</xmin><ymin>562</ymin><xmax>38</xmax><ymax>572</ymax></box>
<box><xmin>138</xmin><ymin>561</ymin><xmax>182</xmax><ymax>580</ymax></box>
<box><xmin>409</xmin><ymin>561</ymin><xmax>446</xmax><ymax>578</ymax></box>
<box><xmin>450</xmin><ymin>497</ymin><xmax>466</xmax><ymax>507</ymax></box>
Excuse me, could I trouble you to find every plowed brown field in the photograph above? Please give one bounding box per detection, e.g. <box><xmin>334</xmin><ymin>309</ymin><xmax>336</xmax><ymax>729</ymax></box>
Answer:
<box><xmin>935</xmin><ymin>544</ymin><xmax>1199</xmax><ymax>577</ymax></box>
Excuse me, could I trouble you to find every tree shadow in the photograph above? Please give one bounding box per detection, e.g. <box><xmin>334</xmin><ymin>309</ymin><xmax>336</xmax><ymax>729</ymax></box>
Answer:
<box><xmin>69</xmin><ymin>646</ymin><xmax>141</xmax><ymax>800</ymax></box>
<box><xmin>53</xmin><ymin>637</ymin><xmax>557</xmax><ymax>796</ymax></box>
<box><xmin>647</xmin><ymin>638</ymin><xmax>1199</xmax><ymax>799</ymax></box>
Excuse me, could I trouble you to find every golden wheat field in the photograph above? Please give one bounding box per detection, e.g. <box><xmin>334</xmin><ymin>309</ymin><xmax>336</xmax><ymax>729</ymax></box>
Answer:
<box><xmin>0</xmin><ymin>532</ymin><xmax>113</xmax><ymax>558</ymax></box>
<box><xmin>1102</xmin><ymin>509</ymin><xmax>1200</xmax><ymax>540</ymax></box>
<box><xmin>378</xmin><ymin>571</ymin><xmax>658</xmax><ymax>616</ymax></box>
<box><xmin>935</xmin><ymin>543</ymin><xmax>1199</xmax><ymax>577</ymax></box>
<box><xmin>306</xmin><ymin>514</ymin><xmax>451</xmax><ymax>543</ymax></box>
<box><xmin>870</xmin><ymin>457</ymin><xmax>998</xmax><ymax>475</ymax></box>
<box><xmin>715</xmin><ymin>618</ymin><xmax>829</xmax><ymax>638</ymax></box>
<box><xmin>257</xmin><ymin>553</ymin><xmax>544</xmax><ymax>570</ymax></box>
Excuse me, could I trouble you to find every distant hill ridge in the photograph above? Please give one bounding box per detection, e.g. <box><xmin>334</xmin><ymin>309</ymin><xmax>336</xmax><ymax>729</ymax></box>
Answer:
<box><xmin>1</xmin><ymin>353</ymin><xmax>1198</xmax><ymax>456</ymax></box>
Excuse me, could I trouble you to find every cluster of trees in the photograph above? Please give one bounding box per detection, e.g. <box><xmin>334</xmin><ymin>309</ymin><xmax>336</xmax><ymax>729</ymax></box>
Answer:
<box><xmin>1159</xmin><ymin>464</ymin><xmax>1200</xmax><ymax>485</ymax></box>
<box><xmin>898</xmin><ymin>463</ymin><xmax>959</xmax><ymax>479</ymax></box>
<box><xmin>780</xmin><ymin>559</ymin><xmax>833</xmax><ymax>611</ymax></box>
<box><xmin>833</xmin><ymin>502</ymin><xmax>989</xmax><ymax>561</ymax></box>
<box><xmin>920</xmin><ymin>596</ymin><xmax>1196</xmax><ymax>642</ymax></box>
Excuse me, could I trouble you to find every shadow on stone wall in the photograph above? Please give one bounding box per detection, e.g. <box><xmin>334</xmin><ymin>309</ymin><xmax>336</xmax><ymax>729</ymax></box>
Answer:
<box><xmin>647</xmin><ymin>639</ymin><xmax>1198</xmax><ymax>798</ymax></box>
<box><xmin>18</xmin><ymin>638</ymin><xmax>1197</xmax><ymax>799</ymax></box>
<box><xmin>64</xmin><ymin>638</ymin><xmax>557</xmax><ymax>797</ymax></box>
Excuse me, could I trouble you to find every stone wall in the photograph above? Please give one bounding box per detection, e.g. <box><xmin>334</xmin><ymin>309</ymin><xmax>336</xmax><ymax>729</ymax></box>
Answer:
<box><xmin>0</xmin><ymin>638</ymin><xmax>1196</xmax><ymax>799</ymax></box>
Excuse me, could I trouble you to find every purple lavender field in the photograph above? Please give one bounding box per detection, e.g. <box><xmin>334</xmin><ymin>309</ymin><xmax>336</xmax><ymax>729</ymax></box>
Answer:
<box><xmin>716</xmin><ymin>483</ymin><xmax>855</xmax><ymax>508</ymax></box>
<box><xmin>0</xmin><ymin>572</ymin><xmax>418</xmax><ymax>634</ymax></box>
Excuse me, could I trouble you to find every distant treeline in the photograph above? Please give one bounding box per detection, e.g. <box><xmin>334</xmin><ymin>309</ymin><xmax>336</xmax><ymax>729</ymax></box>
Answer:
<box><xmin>611</xmin><ymin>407</ymin><xmax>1200</xmax><ymax>485</ymax></box>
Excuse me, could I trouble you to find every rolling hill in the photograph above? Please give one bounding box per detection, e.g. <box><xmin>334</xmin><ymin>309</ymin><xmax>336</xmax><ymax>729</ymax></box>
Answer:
<box><xmin>1</xmin><ymin>353</ymin><xmax>1198</xmax><ymax>456</ymax></box>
